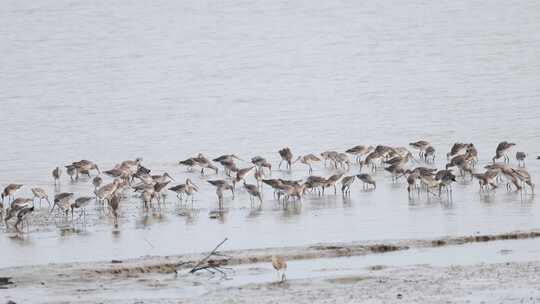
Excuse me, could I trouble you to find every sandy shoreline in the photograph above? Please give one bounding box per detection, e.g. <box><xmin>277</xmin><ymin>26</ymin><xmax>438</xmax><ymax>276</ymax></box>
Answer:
<box><xmin>3</xmin><ymin>230</ymin><xmax>540</xmax><ymax>303</ymax></box>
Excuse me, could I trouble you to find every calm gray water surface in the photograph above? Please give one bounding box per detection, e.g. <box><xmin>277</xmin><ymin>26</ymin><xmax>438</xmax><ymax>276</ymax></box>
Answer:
<box><xmin>1</xmin><ymin>0</ymin><xmax>540</xmax><ymax>268</ymax></box>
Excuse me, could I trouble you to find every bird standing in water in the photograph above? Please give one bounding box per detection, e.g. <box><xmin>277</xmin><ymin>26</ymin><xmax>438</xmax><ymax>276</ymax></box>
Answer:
<box><xmin>271</xmin><ymin>255</ymin><xmax>287</xmax><ymax>282</ymax></box>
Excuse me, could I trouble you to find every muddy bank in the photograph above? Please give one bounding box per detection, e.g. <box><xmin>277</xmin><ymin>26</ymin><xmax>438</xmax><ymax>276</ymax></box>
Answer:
<box><xmin>3</xmin><ymin>229</ymin><xmax>539</xmax><ymax>281</ymax></box>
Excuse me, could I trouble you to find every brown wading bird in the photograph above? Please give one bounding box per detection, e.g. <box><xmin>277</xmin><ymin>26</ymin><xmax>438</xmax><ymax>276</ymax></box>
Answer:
<box><xmin>294</xmin><ymin>154</ymin><xmax>321</xmax><ymax>174</ymax></box>
<box><xmin>31</xmin><ymin>187</ymin><xmax>51</xmax><ymax>208</ymax></box>
<box><xmin>51</xmin><ymin>192</ymin><xmax>74</xmax><ymax>215</ymax></box>
<box><xmin>278</xmin><ymin>147</ymin><xmax>293</xmax><ymax>170</ymax></box>
<box><xmin>251</xmin><ymin>156</ymin><xmax>272</xmax><ymax>175</ymax></box>
<box><xmin>271</xmin><ymin>255</ymin><xmax>287</xmax><ymax>282</ymax></box>
<box><xmin>178</xmin><ymin>158</ymin><xmax>197</xmax><ymax>171</ymax></box>
<box><xmin>92</xmin><ymin>176</ymin><xmax>103</xmax><ymax>191</ymax></box>
<box><xmin>71</xmin><ymin>160</ymin><xmax>100</xmax><ymax>179</ymax></box>
<box><xmin>52</xmin><ymin>167</ymin><xmax>61</xmax><ymax>185</ymax></box>
<box><xmin>492</xmin><ymin>141</ymin><xmax>515</xmax><ymax>163</ymax></box>
<box><xmin>473</xmin><ymin>170</ymin><xmax>499</xmax><ymax>192</ymax></box>
<box><xmin>193</xmin><ymin>153</ymin><xmax>219</xmax><ymax>175</ymax></box>
<box><xmin>345</xmin><ymin>145</ymin><xmax>373</xmax><ymax>164</ymax></box>
<box><xmin>322</xmin><ymin>173</ymin><xmax>344</xmax><ymax>195</ymax></box>
<box><xmin>71</xmin><ymin>197</ymin><xmax>93</xmax><ymax>223</ymax></box>
<box><xmin>447</xmin><ymin>142</ymin><xmax>468</xmax><ymax>160</ymax></box>
<box><xmin>169</xmin><ymin>178</ymin><xmax>199</xmax><ymax>202</ymax></box>
<box><xmin>424</xmin><ymin>146</ymin><xmax>436</xmax><ymax>163</ymax></box>
<box><xmin>232</xmin><ymin>166</ymin><xmax>255</xmax><ymax>188</ymax></box>
<box><xmin>243</xmin><ymin>181</ymin><xmax>262</xmax><ymax>207</ymax></box>
<box><xmin>65</xmin><ymin>165</ymin><xmax>77</xmax><ymax>181</ymax></box>
<box><xmin>516</xmin><ymin>152</ymin><xmax>526</xmax><ymax>167</ymax></box>
<box><xmin>2</xmin><ymin>184</ymin><xmax>23</xmax><ymax>205</ymax></box>
<box><xmin>409</xmin><ymin>140</ymin><xmax>431</xmax><ymax>158</ymax></box>
<box><xmin>340</xmin><ymin>175</ymin><xmax>355</xmax><ymax>195</ymax></box>
<box><xmin>207</xmin><ymin>180</ymin><xmax>234</xmax><ymax>210</ymax></box>
<box><xmin>108</xmin><ymin>192</ymin><xmax>120</xmax><ymax>228</ymax></box>
<box><xmin>356</xmin><ymin>173</ymin><xmax>376</xmax><ymax>190</ymax></box>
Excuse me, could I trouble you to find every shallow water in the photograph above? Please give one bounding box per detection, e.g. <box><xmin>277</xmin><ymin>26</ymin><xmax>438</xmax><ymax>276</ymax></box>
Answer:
<box><xmin>1</xmin><ymin>0</ymin><xmax>540</xmax><ymax>268</ymax></box>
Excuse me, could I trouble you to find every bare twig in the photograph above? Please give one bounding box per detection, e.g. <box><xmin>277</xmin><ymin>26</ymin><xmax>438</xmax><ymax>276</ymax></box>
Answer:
<box><xmin>189</xmin><ymin>238</ymin><xmax>228</xmax><ymax>273</ymax></box>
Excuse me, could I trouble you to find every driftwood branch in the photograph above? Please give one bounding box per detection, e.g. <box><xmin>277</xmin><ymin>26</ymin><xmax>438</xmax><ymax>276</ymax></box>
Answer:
<box><xmin>189</xmin><ymin>238</ymin><xmax>228</xmax><ymax>274</ymax></box>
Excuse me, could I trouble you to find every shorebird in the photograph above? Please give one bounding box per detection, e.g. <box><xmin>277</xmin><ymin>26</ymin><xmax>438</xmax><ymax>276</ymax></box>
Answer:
<box><xmin>51</xmin><ymin>192</ymin><xmax>74</xmax><ymax>215</ymax></box>
<box><xmin>5</xmin><ymin>198</ymin><xmax>33</xmax><ymax>224</ymax></box>
<box><xmin>169</xmin><ymin>178</ymin><xmax>199</xmax><ymax>205</ymax></box>
<box><xmin>271</xmin><ymin>255</ymin><xmax>287</xmax><ymax>282</ymax></box>
<box><xmin>384</xmin><ymin>152</ymin><xmax>413</xmax><ymax>167</ymax></box>
<box><xmin>65</xmin><ymin>165</ymin><xmax>77</xmax><ymax>181</ymax></box>
<box><xmin>95</xmin><ymin>179</ymin><xmax>120</xmax><ymax>206</ymax></box>
<box><xmin>71</xmin><ymin>197</ymin><xmax>93</xmax><ymax>223</ymax></box>
<box><xmin>104</xmin><ymin>167</ymin><xmax>130</xmax><ymax>180</ymax></box>
<box><xmin>516</xmin><ymin>152</ymin><xmax>527</xmax><ymax>167</ymax></box>
<box><xmin>361</xmin><ymin>151</ymin><xmax>384</xmax><ymax>172</ymax></box>
<box><xmin>447</xmin><ymin>143</ymin><xmax>468</xmax><ymax>160</ymax></box>
<box><xmin>484</xmin><ymin>163</ymin><xmax>521</xmax><ymax>191</ymax></box>
<box><xmin>232</xmin><ymin>166</ymin><xmax>255</xmax><ymax>188</ymax></box>
<box><xmin>13</xmin><ymin>206</ymin><xmax>34</xmax><ymax>233</ymax></box>
<box><xmin>294</xmin><ymin>154</ymin><xmax>321</xmax><ymax>174</ymax></box>
<box><xmin>207</xmin><ymin>180</ymin><xmax>234</xmax><ymax>209</ymax></box>
<box><xmin>141</xmin><ymin>189</ymin><xmax>159</xmax><ymax>210</ymax></box>
<box><xmin>153</xmin><ymin>181</ymin><xmax>171</xmax><ymax>204</ymax></box>
<box><xmin>473</xmin><ymin>170</ymin><xmax>499</xmax><ymax>192</ymax></box>
<box><xmin>92</xmin><ymin>176</ymin><xmax>103</xmax><ymax>191</ymax></box>
<box><xmin>72</xmin><ymin>160</ymin><xmax>100</xmax><ymax>179</ymax></box>
<box><xmin>304</xmin><ymin>176</ymin><xmax>327</xmax><ymax>195</ymax></box>
<box><xmin>278</xmin><ymin>147</ymin><xmax>293</xmax><ymax>170</ymax></box>
<box><xmin>108</xmin><ymin>192</ymin><xmax>120</xmax><ymax>228</ymax></box>
<box><xmin>213</xmin><ymin>154</ymin><xmax>242</xmax><ymax>163</ymax></box>
<box><xmin>345</xmin><ymin>145</ymin><xmax>373</xmax><ymax>164</ymax></box>
<box><xmin>356</xmin><ymin>173</ymin><xmax>376</xmax><ymax>190</ymax></box>
<box><xmin>52</xmin><ymin>167</ymin><xmax>61</xmax><ymax>185</ymax></box>
<box><xmin>385</xmin><ymin>164</ymin><xmax>406</xmax><ymax>183</ymax></box>
<box><xmin>512</xmin><ymin>168</ymin><xmax>534</xmax><ymax>193</ymax></box>
<box><xmin>446</xmin><ymin>154</ymin><xmax>473</xmax><ymax>178</ymax></box>
<box><xmin>322</xmin><ymin>173</ymin><xmax>344</xmax><ymax>195</ymax></box>
<box><xmin>320</xmin><ymin>151</ymin><xmax>339</xmax><ymax>168</ymax></box>
<box><xmin>436</xmin><ymin>170</ymin><xmax>456</xmax><ymax>197</ymax></box>
<box><xmin>152</xmin><ymin>172</ymin><xmax>175</xmax><ymax>184</ymax></box>
<box><xmin>179</xmin><ymin>158</ymin><xmax>197</xmax><ymax>171</ymax></box>
<box><xmin>466</xmin><ymin>144</ymin><xmax>478</xmax><ymax>166</ymax></box>
<box><xmin>409</xmin><ymin>140</ymin><xmax>431</xmax><ymax>158</ymax></box>
<box><xmin>340</xmin><ymin>175</ymin><xmax>355</xmax><ymax>195</ymax></box>
<box><xmin>334</xmin><ymin>153</ymin><xmax>351</xmax><ymax>170</ymax></box>
<box><xmin>243</xmin><ymin>181</ymin><xmax>262</xmax><ymax>207</ymax></box>
<box><xmin>251</xmin><ymin>156</ymin><xmax>272</xmax><ymax>175</ymax></box>
<box><xmin>419</xmin><ymin>175</ymin><xmax>442</xmax><ymax>197</ymax></box>
<box><xmin>405</xmin><ymin>171</ymin><xmax>420</xmax><ymax>198</ymax></box>
<box><xmin>254</xmin><ymin>169</ymin><xmax>265</xmax><ymax>189</ymax></box>
<box><xmin>193</xmin><ymin>154</ymin><xmax>219</xmax><ymax>175</ymax></box>
<box><xmin>31</xmin><ymin>187</ymin><xmax>50</xmax><ymax>208</ymax></box>
<box><xmin>492</xmin><ymin>141</ymin><xmax>515</xmax><ymax>163</ymax></box>
<box><xmin>1</xmin><ymin>184</ymin><xmax>23</xmax><ymax>205</ymax></box>
<box><xmin>216</xmin><ymin>159</ymin><xmax>238</xmax><ymax>177</ymax></box>
<box><xmin>424</xmin><ymin>146</ymin><xmax>436</xmax><ymax>163</ymax></box>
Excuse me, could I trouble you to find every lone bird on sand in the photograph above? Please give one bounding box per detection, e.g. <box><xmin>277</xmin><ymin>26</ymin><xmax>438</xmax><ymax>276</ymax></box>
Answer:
<box><xmin>271</xmin><ymin>255</ymin><xmax>287</xmax><ymax>282</ymax></box>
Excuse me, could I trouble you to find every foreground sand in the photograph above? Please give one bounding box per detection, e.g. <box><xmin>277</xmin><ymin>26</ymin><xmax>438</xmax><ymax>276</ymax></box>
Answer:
<box><xmin>3</xmin><ymin>230</ymin><xmax>540</xmax><ymax>303</ymax></box>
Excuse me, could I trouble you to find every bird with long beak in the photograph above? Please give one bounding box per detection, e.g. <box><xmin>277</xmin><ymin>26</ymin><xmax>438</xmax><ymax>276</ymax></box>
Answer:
<box><xmin>207</xmin><ymin>180</ymin><xmax>234</xmax><ymax>210</ymax></box>
<box><xmin>294</xmin><ymin>154</ymin><xmax>321</xmax><ymax>174</ymax></box>
<box><xmin>2</xmin><ymin>184</ymin><xmax>23</xmax><ymax>206</ymax></box>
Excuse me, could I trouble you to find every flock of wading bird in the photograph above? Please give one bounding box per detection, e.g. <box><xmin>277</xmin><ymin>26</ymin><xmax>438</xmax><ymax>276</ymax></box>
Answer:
<box><xmin>0</xmin><ymin>141</ymin><xmax>537</xmax><ymax>234</ymax></box>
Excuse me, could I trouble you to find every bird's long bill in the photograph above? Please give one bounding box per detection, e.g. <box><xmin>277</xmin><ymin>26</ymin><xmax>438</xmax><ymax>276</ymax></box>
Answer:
<box><xmin>166</xmin><ymin>173</ymin><xmax>176</xmax><ymax>181</ymax></box>
<box><xmin>95</xmin><ymin>165</ymin><xmax>101</xmax><ymax>174</ymax></box>
<box><xmin>230</xmin><ymin>188</ymin><xmax>235</xmax><ymax>199</ymax></box>
<box><xmin>49</xmin><ymin>203</ymin><xmax>56</xmax><ymax>214</ymax></box>
<box><xmin>233</xmin><ymin>155</ymin><xmax>245</xmax><ymax>162</ymax></box>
